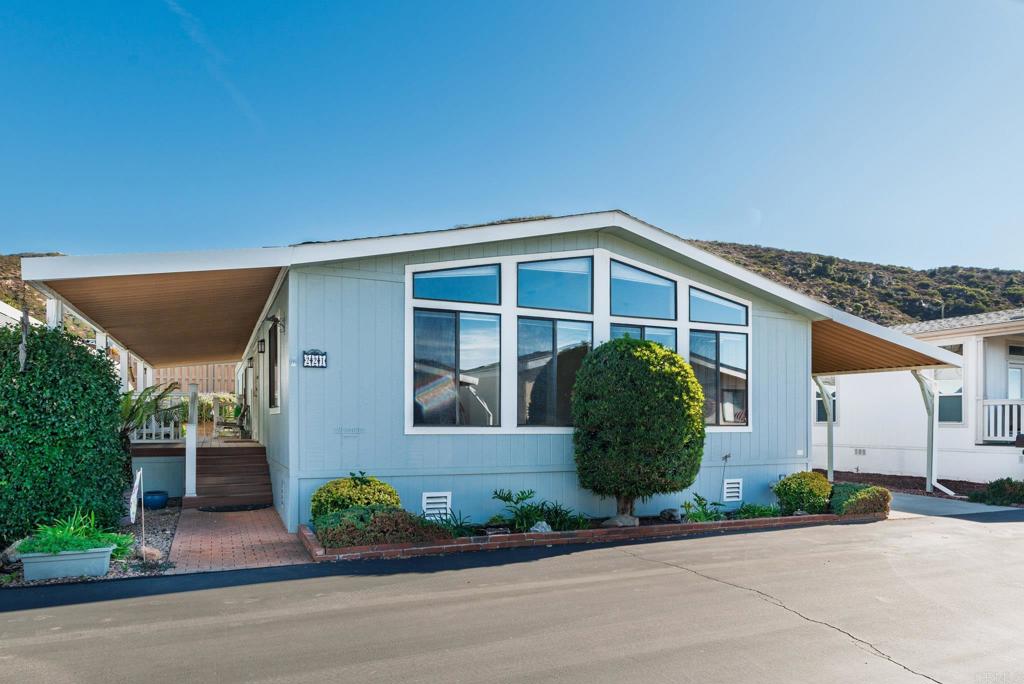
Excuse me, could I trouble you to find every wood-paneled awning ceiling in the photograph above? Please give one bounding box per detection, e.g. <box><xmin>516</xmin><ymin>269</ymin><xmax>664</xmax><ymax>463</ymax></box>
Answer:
<box><xmin>43</xmin><ymin>267</ymin><xmax>282</xmax><ymax>367</ymax></box>
<box><xmin>812</xmin><ymin>319</ymin><xmax>952</xmax><ymax>375</ymax></box>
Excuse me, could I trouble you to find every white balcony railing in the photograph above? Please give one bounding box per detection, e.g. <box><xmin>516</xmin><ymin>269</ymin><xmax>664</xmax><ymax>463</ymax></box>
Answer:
<box><xmin>982</xmin><ymin>399</ymin><xmax>1024</xmax><ymax>443</ymax></box>
<box><xmin>129</xmin><ymin>393</ymin><xmax>185</xmax><ymax>443</ymax></box>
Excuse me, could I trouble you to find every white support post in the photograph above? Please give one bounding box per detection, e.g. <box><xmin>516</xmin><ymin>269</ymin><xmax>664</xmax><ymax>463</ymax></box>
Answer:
<box><xmin>185</xmin><ymin>383</ymin><xmax>198</xmax><ymax>498</ymax></box>
<box><xmin>95</xmin><ymin>331</ymin><xmax>107</xmax><ymax>359</ymax></box>
<box><xmin>120</xmin><ymin>348</ymin><xmax>131</xmax><ymax>392</ymax></box>
<box><xmin>135</xmin><ymin>358</ymin><xmax>146</xmax><ymax>391</ymax></box>
<box><xmin>912</xmin><ymin>370</ymin><xmax>955</xmax><ymax>496</ymax></box>
<box><xmin>813</xmin><ymin>376</ymin><xmax>835</xmax><ymax>483</ymax></box>
<box><xmin>45</xmin><ymin>297</ymin><xmax>64</xmax><ymax>329</ymax></box>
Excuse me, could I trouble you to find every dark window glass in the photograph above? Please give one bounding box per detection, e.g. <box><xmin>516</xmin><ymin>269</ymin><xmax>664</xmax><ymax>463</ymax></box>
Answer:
<box><xmin>689</xmin><ymin>287</ymin><xmax>748</xmax><ymax>326</ymax></box>
<box><xmin>815</xmin><ymin>377</ymin><xmax>837</xmax><ymax>423</ymax></box>
<box><xmin>689</xmin><ymin>330</ymin><xmax>748</xmax><ymax>426</ymax></box>
<box><xmin>517</xmin><ymin>257</ymin><xmax>592</xmax><ymax>313</ymax></box>
<box><xmin>268</xmin><ymin>322</ymin><xmax>280</xmax><ymax>409</ymax></box>
<box><xmin>610</xmin><ymin>324</ymin><xmax>677</xmax><ymax>352</ymax></box>
<box><xmin>610</xmin><ymin>324</ymin><xmax>643</xmax><ymax>341</ymax></box>
<box><xmin>935</xmin><ymin>345</ymin><xmax>963</xmax><ymax>424</ymax></box>
<box><xmin>413</xmin><ymin>264</ymin><xmax>500</xmax><ymax>304</ymax></box>
<box><xmin>414</xmin><ymin>310</ymin><xmax>500</xmax><ymax>427</ymax></box>
<box><xmin>610</xmin><ymin>260</ymin><xmax>675</xmax><ymax>319</ymax></box>
<box><xmin>517</xmin><ymin>318</ymin><xmax>592</xmax><ymax>426</ymax></box>
<box><xmin>938</xmin><ymin>395</ymin><xmax>963</xmax><ymax>423</ymax></box>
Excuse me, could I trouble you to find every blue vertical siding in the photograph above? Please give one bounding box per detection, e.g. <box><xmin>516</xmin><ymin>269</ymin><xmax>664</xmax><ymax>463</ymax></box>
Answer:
<box><xmin>280</xmin><ymin>231</ymin><xmax>811</xmax><ymax>531</ymax></box>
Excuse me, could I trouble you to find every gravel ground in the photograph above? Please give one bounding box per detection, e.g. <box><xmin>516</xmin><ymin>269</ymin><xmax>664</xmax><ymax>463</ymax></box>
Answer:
<box><xmin>0</xmin><ymin>501</ymin><xmax>181</xmax><ymax>589</ymax></box>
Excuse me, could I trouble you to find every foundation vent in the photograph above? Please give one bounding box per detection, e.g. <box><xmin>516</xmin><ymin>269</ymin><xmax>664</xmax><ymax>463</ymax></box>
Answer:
<box><xmin>422</xmin><ymin>491</ymin><xmax>452</xmax><ymax>519</ymax></box>
<box><xmin>722</xmin><ymin>478</ymin><xmax>743</xmax><ymax>503</ymax></box>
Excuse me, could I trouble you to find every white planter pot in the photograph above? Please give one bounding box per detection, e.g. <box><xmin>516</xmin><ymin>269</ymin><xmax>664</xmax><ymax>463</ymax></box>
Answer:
<box><xmin>19</xmin><ymin>546</ymin><xmax>114</xmax><ymax>581</ymax></box>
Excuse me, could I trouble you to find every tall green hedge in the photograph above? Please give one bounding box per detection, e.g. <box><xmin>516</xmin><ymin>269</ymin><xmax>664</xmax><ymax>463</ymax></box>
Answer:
<box><xmin>571</xmin><ymin>338</ymin><xmax>706</xmax><ymax>515</ymax></box>
<box><xmin>0</xmin><ymin>326</ymin><xmax>126</xmax><ymax>546</ymax></box>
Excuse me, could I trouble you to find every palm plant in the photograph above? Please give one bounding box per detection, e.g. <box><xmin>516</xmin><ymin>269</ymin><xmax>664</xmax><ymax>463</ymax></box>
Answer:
<box><xmin>118</xmin><ymin>382</ymin><xmax>181</xmax><ymax>454</ymax></box>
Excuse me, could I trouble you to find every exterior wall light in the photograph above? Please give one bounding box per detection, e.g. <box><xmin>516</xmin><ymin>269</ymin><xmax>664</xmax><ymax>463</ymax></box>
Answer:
<box><xmin>257</xmin><ymin>339</ymin><xmax>266</xmax><ymax>353</ymax></box>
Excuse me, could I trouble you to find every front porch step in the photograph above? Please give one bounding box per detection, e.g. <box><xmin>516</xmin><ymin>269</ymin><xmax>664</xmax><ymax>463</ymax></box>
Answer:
<box><xmin>182</xmin><ymin>493</ymin><xmax>273</xmax><ymax>509</ymax></box>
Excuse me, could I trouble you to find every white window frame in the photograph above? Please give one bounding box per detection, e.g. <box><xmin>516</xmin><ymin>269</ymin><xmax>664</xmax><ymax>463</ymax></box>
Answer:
<box><xmin>404</xmin><ymin>248</ymin><xmax>753</xmax><ymax>435</ymax></box>
<box><xmin>267</xmin><ymin>310</ymin><xmax>283</xmax><ymax>416</ymax></box>
<box><xmin>813</xmin><ymin>375</ymin><xmax>839</xmax><ymax>426</ymax></box>
<box><xmin>935</xmin><ymin>340</ymin><xmax>965</xmax><ymax>427</ymax></box>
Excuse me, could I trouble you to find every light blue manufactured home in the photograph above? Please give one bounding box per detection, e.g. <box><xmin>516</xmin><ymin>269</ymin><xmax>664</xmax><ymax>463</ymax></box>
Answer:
<box><xmin>23</xmin><ymin>211</ymin><xmax>959</xmax><ymax>532</ymax></box>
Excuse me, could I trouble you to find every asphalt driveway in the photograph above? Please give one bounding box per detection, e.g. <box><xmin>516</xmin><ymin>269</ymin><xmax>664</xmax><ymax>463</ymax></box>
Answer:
<box><xmin>3</xmin><ymin>509</ymin><xmax>1023</xmax><ymax>684</ymax></box>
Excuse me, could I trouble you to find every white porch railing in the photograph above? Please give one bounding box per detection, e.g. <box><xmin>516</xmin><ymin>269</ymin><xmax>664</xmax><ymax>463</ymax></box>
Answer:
<box><xmin>129</xmin><ymin>393</ymin><xmax>185</xmax><ymax>443</ymax></box>
<box><xmin>982</xmin><ymin>399</ymin><xmax>1024</xmax><ymax>443</ymax></box>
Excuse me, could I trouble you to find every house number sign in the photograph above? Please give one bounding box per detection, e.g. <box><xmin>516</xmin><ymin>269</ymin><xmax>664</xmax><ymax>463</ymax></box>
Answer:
<box><xmin>302</xmin><ymin>350</ymin><xmax>328</xmax><ymax>368</ymax></box>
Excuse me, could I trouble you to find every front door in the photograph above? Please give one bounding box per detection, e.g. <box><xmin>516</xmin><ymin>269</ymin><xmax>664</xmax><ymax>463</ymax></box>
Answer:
<box><xmin>1009</xmin><ymin>364</ymin><xmax>1024</xmax><ymax>400</ymax></box>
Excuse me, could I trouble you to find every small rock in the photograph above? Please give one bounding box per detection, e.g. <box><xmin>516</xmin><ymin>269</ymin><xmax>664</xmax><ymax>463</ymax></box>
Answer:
<box><xmin>659</xmin><ymin>508</ymin><xmax>681</xmax><ymax>522</ymax></box>
<box><xmin>600</xmin><ymin>514</ymin><xmax>640</xmax><ymax>528</ymax></box>
<box><xmin>140</xmin><ymin>546</ymin><xmax>163</xmax><ymax>563</ymax></box>
<box><xmin>529</xmin><ymin>521</ymin><xmax>552</xmax><ymax>533</ymax></box>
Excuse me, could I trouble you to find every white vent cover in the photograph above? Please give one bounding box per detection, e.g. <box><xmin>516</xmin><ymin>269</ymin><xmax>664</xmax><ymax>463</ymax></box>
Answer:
<box><xmin>722</xmin><ymin>478</ymin><xmax>743</xmax><ymax>503</ymax></box>
<box><xmin>422</xmin><ymin>491</ymin><xmax>452</xmax><ymax>519</ymax></box>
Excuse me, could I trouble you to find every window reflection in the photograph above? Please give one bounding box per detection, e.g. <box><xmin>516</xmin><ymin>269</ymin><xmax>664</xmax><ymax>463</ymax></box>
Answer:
<box><xmin>689</xmin><ymin>330</ymin><xmax>748</xmax><ymax>426</ymax></box>
<box><xmin>518</xmin><ymin>318</ymin><xmax>592</xmax><ymax>426</ymax></box>
<box><xmin>611</xmin><ymin>260</ymin><xmax>675</xmax><ymax>319</ymax></box>
<box><xmin>518</xmin><ymin>257</ymin><xmax>592</xmax><ymax>313</ymax></box>
<box><xmin>689</xmin><ymin>288</ymin><xmax>748</xmax><ymax>326</ymax></box>
<box><xmin>413</xmin><ymin>265</ymin><xmax>500</xmax><ymax>304</ymax></box>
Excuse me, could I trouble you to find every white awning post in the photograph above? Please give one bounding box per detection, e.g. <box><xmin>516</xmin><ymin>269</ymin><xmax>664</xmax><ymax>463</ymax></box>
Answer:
<box><xmin>120</xmin><ymin>348</ymin><xmax>131</xmax><ymax>392</ymax></box>
<box><xmin>45</xmin><ymin>297</ymin><xmax>63</xmax><ymax>329</ymax></box>
<box><xmin>95</xmin><ymin>331</ymin><xmax>107</xmax><ymax>358</ymax></box>
<box><xmin>185</xmin><ymin>383</ymin><xmax>199</xmax><ymax>498</ymax></box>
<box><xmin>911</xmin><ymin>370</ymin><xmax>955</xmax><ymax>496</ymax></box>
<box><xmin>813</xmin><ymin>376</ymin><xmax>835</xmax><ymax>483</ymax></box>
<box><xmin>135</xmin><ymin>357</ymin><xmax>146</xmax><ymax>391</ymax></box>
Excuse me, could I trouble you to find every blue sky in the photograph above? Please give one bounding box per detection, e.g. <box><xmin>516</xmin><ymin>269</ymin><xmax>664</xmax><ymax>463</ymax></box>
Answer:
<box><xmin>1</xmin><ymin>1</ymin><xmax>1020</xmax><ymax>269</ymax></box>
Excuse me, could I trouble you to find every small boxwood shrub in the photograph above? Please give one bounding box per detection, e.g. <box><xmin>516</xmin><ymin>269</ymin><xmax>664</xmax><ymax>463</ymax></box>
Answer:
<box><xmin>310</xmin><ymin>472</ymin><xmax>401</xmax><ymax>519</ymax></box>
<box><xmin>837</xmin><ymin>486</ymin><xmax>891</xmax><ymax>516</ymax></box>
<box><xmin>0</xmin><ymin>326</ymin><xmax>126</xmax><ymax>547</ymax></box>
<box><xmin>968</xmin><ymin>478</ymin><xmax>1024</xmax><ymax>506</ymax></box>
<box><xmin>312</xmin><ymin>505</ymin><xmax>451</xmax><ymax>548</ymax></box>
<box><xmin>772</xmin><ymin>471</ymin><xmax>832</xmax><ymax>515</ymax></box>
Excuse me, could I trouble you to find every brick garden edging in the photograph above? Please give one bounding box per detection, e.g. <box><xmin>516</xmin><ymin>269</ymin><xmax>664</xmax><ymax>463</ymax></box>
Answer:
<box><xmin>298</xmin><ymin>512</ymin><xmax>887</xmax><ymax>562</ymax></box>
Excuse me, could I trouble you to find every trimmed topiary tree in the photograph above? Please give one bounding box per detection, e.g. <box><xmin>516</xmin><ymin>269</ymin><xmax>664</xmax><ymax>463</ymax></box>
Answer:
<box><xmin>571</xmin><ymin>338</ymin><xmax>706</xmax><ymax>516</ymax></box>
<box><xmin>772</xmin><ymin>471</ymin><xmax>832</xmax><ymax>515</ymax></box>
<box><xmin>0</xmin><ymin>325</ymin><xmax>126</xmax><ymax>546</ymax></box>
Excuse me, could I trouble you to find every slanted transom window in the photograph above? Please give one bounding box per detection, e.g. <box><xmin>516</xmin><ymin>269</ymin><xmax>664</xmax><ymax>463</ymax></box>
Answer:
<box><xmin>690</xmin><ymin>287</ymin><xmax>748</xmax><ymax>326</ymax></box>
<box><xmin>413</xmin><ymin>264</ymin><xmax>500</xmax><ymax>304</ymax></box>
<box><xmin>610</xmin><ymin>260</ymin><xmax>675</xmax><ymax>320</ymax></box>
<box><xmin>517</xmin><ymin>257</ymin><xmax>592</xmax><ymax>313</ymax></box>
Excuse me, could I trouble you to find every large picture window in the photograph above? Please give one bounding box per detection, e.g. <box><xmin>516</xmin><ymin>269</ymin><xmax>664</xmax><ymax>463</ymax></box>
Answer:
<box><xmin>413</xmin><ymin>264</ymin><xmax>500</xmax><ymax>304</ymax></box>
<box><xmin>689</xmin><ymin>330</ymin><xmax>748</xmax><ymax>426</ymax></box>
<box><xmin>413</xmin><ymin>309</ymin><xmax>500</xmax><ymax>426</ymax></box>
<box><xmin>518</xmin><ymin>317</ymin><xmax>592</xmax><ymax>426</ymax></box>
<box><xmin>610</xmin><ymin>323</ymin><xmax>677</xmax><ymax>352</ymax></box>
<box><xmin>268</xmin><ymin>321</ymin><xmax>280</xmax><ymax>410</ymax></box>
<box><xmin>517</xmin><ymin>257</ymin><xmax>592</xmax><ymax>313</ymax></box>
<box><xmin>610</xmin><ymin>260</ymin><xmax>675</xmax><ymax>320</ymax></box>
<box><xmin>689</xmin><ymin>287</ymin><xmax>748</xmax><ymax>326</ymax></box>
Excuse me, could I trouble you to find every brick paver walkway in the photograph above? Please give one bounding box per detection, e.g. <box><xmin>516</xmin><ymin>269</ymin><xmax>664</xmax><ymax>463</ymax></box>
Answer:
<box><xmin>168</xmin><ymin>508</ymin><xmax>310</xmax><ymax>574</ymax></box>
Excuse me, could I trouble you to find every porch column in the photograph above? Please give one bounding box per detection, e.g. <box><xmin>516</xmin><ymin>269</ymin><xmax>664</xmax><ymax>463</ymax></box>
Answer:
<box><xmin>135</xmin><ymin>357</ymin><xmax>147</xmax><ymax>391</ymax></box>
<box><xmin>185</xmin><ymin>383</ymin><xmax>198</xmax><ymax>498</ymax></box>
<box><xmin>119</xmin><ymin>348</ymin><xmax>131</xmax><ymax>392</ymax></box>
<box><xmin>45</xmin><ymin>297</ymin><xmax>64</xmax><ymax>329</ymax></box>
<box><xmin>95</xmin><ymin>331</ymin><xmax>107</xmax><ymax>358</ymax></box>
<box><xmin>911</xmin><ymin>370</ymin><xmax>955</xmax><ymax>496</ymax></box>
<box><xmin>813</xmin><ymin>375</ymin><xmax>835</xmax><ymax>482</ymax></box>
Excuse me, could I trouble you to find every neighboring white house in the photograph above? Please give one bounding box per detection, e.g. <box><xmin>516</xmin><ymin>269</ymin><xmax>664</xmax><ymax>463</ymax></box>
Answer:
<box><xmin>812</xmin><ymin>308</ymin><xmax>1024</xmax><ymax>486</ymax></box>
<box><xmin>0</xmin><ymin>300</ymin><xmax>41</xmax><ymax>328</ymax></box>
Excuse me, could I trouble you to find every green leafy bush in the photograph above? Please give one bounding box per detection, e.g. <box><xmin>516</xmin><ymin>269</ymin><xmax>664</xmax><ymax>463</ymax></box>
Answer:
<box><xmin>492</xmin><ymin>489</ymin><xmax>589</xmax><ymax>532</ymax></box>
<box><xmin>836</xmin><ymin>486</ymin><xmax>891</xmax><ymax>516</ymax></box>
<box><xmin>0</xmin><ymin>326</ymin><xmax>126</xmax><ymax>546</ymax></box>
<box><xmin>18</xmin><ymin>509</ymin><xmax>134</xmax><ymax>559</ymax></box>
<box><xmin>772</xmin><ymin>471</ymin><xmax>832</xmax><ymax>515</ymax></box>
<box><xmin>310</xmin><ymin>472</ymin><xmax>401</xmax><ymax>519</ymax></box>
<box><xmin>968</xmin><ymin>478</ymin><xmax>1024</xmax><ymax>506</ymax></box>
<box><xmin>572</xmin><ymin>338</ymin><xmax>705</xmax><ymax>515</ymax></box>
<box><xmin>731</xmin><ymin>503</ymin><xmax>782</xmax><ymax>519</ymax></box>
<box><xmin>429</xmin><ymin>510</ymin><xmax>477</xmax><ymax>538</ymax></box>
<box><xmin>829</xmin><ymin>483</ymin><xmax>868</xmax><ymax>513</ymax></box>
<box><xmin>312</xmin><ymin>505</ymin><xmax>452</xmax><ymax>548</ymax></box>
<box><xmin>682</xmin><ymin>494</ymin><xmax>725</xmax><ymax>522</ymax></box>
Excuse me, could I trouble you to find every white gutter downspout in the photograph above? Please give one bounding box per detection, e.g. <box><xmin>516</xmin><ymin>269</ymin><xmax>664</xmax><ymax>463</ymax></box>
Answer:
<box><xmin>813</xmin><ymin>375</ymin><xmax>835</xmax><ymax>483</ymax></box>
<box><xmin>911</xmin><ymin>369</ymin><xmax>956</xmax><ymax>496</ymax></box>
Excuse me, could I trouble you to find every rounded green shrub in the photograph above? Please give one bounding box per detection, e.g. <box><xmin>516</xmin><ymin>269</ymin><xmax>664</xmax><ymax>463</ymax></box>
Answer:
<box><xmin>310</xmin><ymin>472</ymin><xmax>401</xmax><ymax>519</ymax></box>
<box><xmin>572</xmin><ymin>338</ymin><xmax>705</xmax><ymax>516</ymax></box>
<box><xmin>0</xmin><ymin>326</ymin><xmax>126</xmax><ymax>546</ymax></box>
<box><xmin>837</xmin><ymin>485</ymin><xmax>891</xmax><ymax>516</ymax></box>
<box><xmin>772</xmin><ymin>471</ymin><xmax>832</xmax><ymax>515</ymax></box>
<box><xmin>313</xmin><ymin>505</ymin><xmax>451</xmax><ymax>549</ymax></box>
<box><xmin>967</xmin><ymin>477</ymin><xmax>1024</xmax><ymax>506</ymax></box>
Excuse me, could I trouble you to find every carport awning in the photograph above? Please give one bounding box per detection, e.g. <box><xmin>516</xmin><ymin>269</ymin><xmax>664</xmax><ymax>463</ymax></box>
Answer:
<box><xmin>812</xmin><ymin>319</ymin><xmax>959</xmax><ymax>376</ymax></box>
<box><xmin>38</xmin><ymin>267</ymin><xmax>282</xmax><ymax>367</ymax></box>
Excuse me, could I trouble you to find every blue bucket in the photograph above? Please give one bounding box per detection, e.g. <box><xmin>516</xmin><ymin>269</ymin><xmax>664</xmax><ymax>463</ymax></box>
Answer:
<box><xmin>143</xmin><ymin>490</ymin><xmax>169</xmax><ymax>510</ymax></box>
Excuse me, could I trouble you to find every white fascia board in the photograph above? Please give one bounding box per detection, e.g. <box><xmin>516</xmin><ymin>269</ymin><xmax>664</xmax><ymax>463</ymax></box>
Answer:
<box><xmin>21</xmin><ymin>246</ymin><xmax>291</xmax><ymax>280</ymax></box>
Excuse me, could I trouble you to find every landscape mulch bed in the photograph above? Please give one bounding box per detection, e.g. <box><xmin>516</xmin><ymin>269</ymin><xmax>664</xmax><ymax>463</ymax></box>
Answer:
<box><xmin>1</xmin><ymin>500</ymin><xmax>181</xmax><ymax>589</ymax></box>
<box><xmin>814</xmin><ymin>469</ymin><xmax>990</xmax><ymax>499</ymax></box>
<box><xmin>301</xmin><ymin>511</ymin><xmax>887</xmax><ymax>562</ymax></box>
